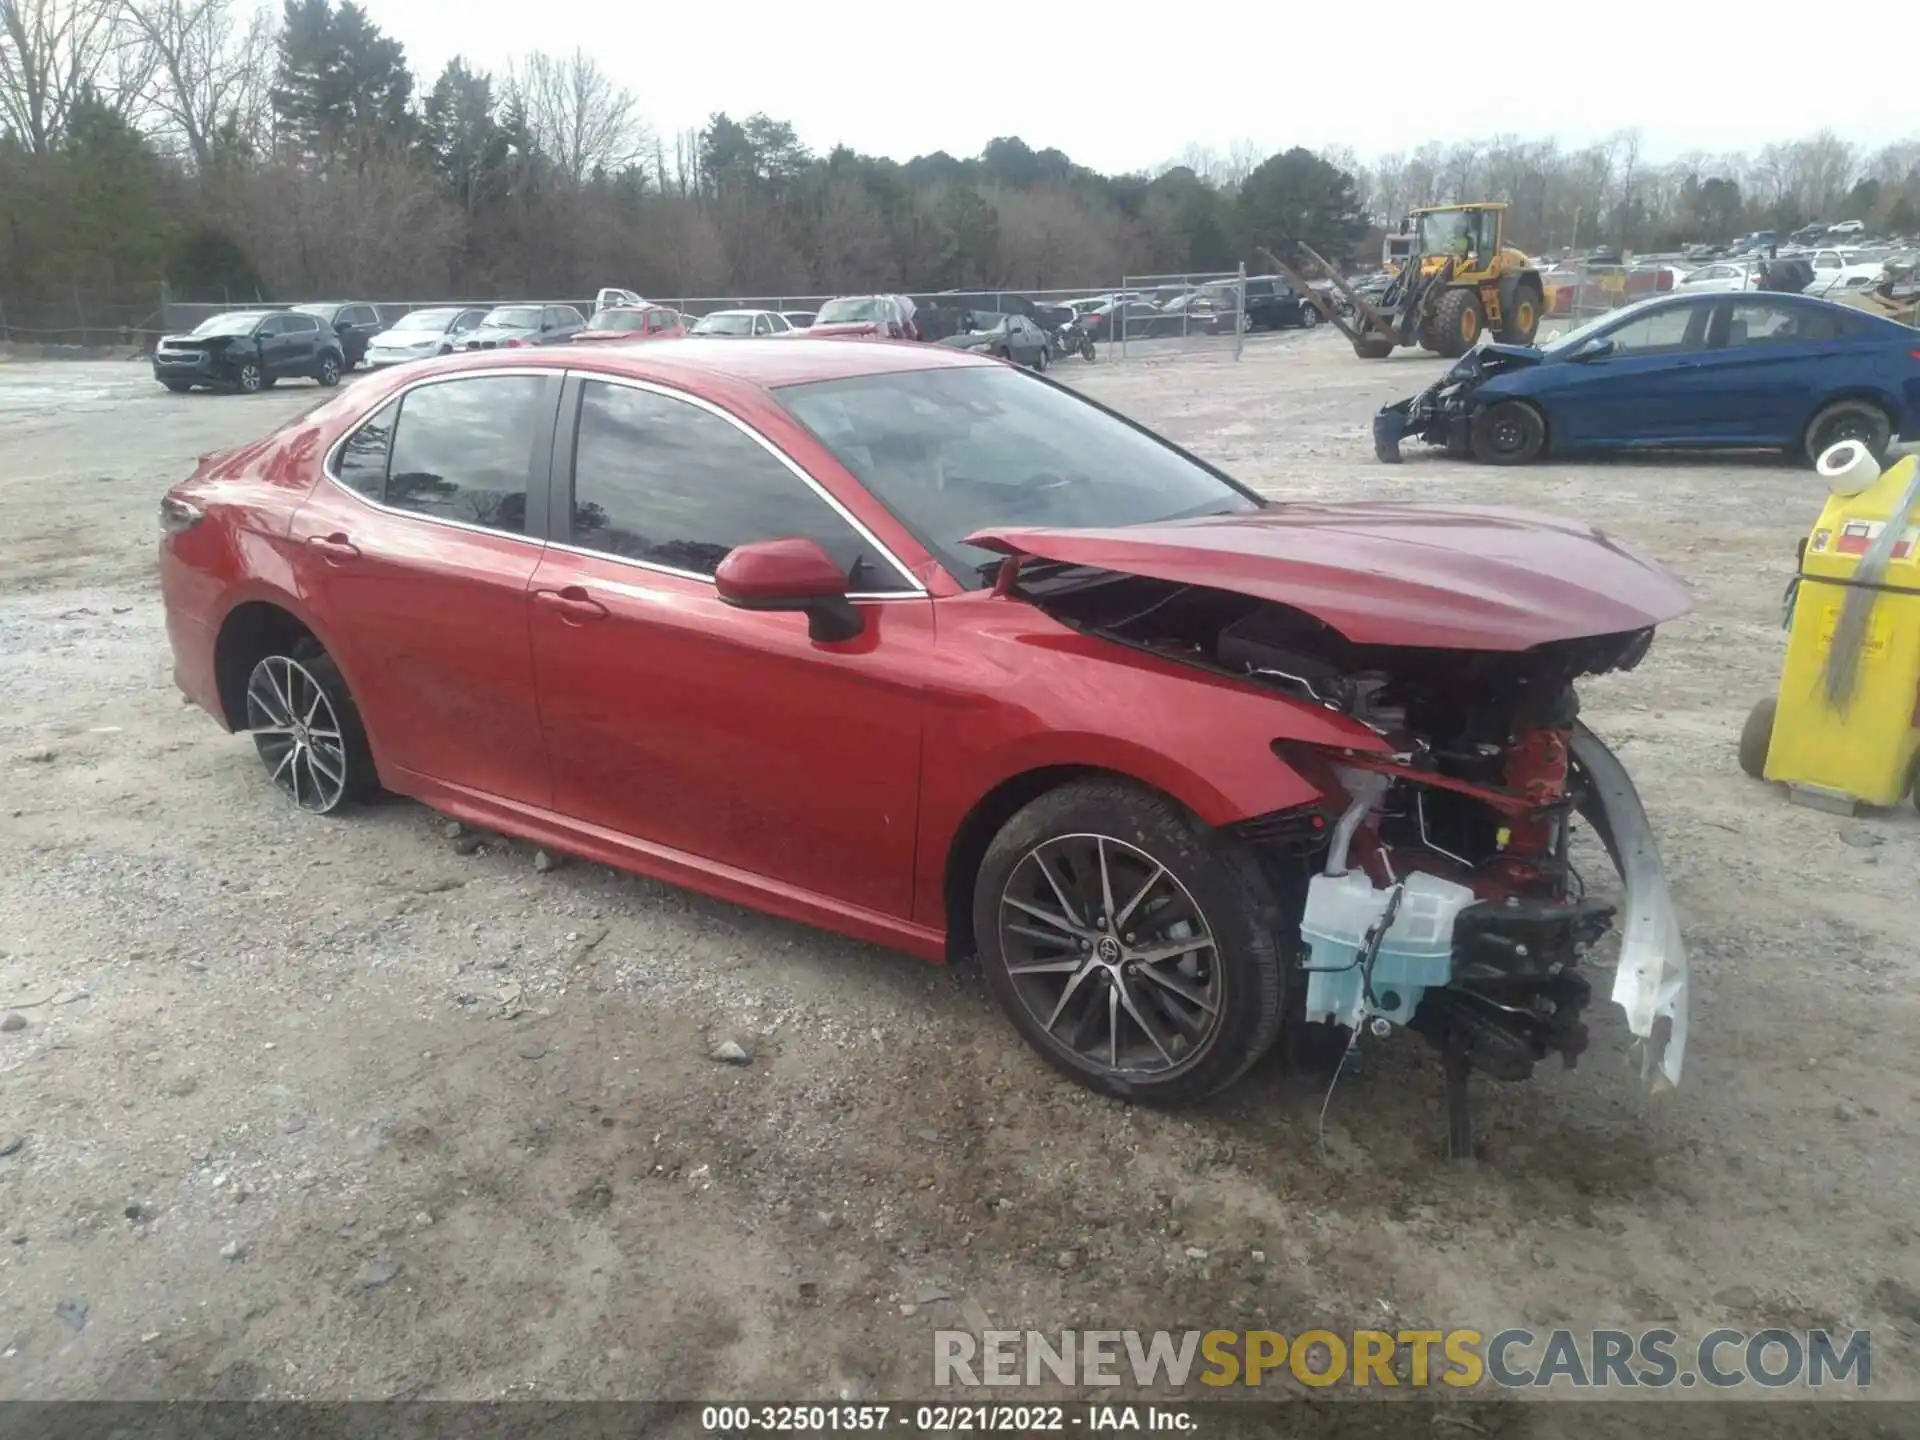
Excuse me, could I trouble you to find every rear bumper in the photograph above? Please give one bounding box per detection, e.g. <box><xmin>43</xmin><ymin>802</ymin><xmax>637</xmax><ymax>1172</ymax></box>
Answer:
<box><xmin>159</xmin><ymin>544</ymin><xmax>228</xmax><ymax>728</ymax></box>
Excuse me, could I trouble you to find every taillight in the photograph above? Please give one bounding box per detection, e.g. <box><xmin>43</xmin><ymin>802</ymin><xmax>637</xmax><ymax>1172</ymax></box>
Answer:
<box><xmin>160</xmin><ymin>495</ymin><xmax>203</xmax><ymax>533</ymax></box>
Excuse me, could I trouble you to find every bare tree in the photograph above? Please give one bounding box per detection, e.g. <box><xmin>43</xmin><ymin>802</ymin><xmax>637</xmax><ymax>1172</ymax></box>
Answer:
<box><xmin>0</xmin><ymin>0</ymin><xmax>128</xmax><ymax>151</ymax></box>
<box><xmin>515</xmin><ymin>48</ymin><xmax>646</xmax><ymax>182</ymax></box>
<box><xmin>120</xmin><ymin>0</ymin><xmax>270</xmax><ymax>167</ymax></box>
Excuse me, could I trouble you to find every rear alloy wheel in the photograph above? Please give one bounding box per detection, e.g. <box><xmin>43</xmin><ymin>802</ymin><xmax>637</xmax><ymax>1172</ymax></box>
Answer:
<box><xmin>974</xmin><ymin>780</ymin><xmax>1284</xmax><ymax>1103</ymax></box>
<box><xmin>1803</xmin><ymin>399</ymin><xmax>1892</xmax><ymax>467</ymax></box>
<box><xmin>317</xmin><ymin>354</ymin><xmax>342</xmax><ymax>388</ymax></box>
<box><xmin>235</xmin><ymin>362</ymin><xmax>263</xmax><ymax>394</ymax></box>
<box><xmin>244</xmin><ymin>644</ymin><xmax>374</xmax><ymax>815</ymax></box>
<box><xmin>1471</xmin><ymin>398</ymin><xmax>1547</xmax><ymax>465</ymax></box>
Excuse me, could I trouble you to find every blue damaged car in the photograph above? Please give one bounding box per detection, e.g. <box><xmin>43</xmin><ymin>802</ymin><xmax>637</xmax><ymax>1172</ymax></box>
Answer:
<box><xmin>1374</xmin><ymin>291</ymin><xmax>1919</xmax><ymax>467</ymax></box>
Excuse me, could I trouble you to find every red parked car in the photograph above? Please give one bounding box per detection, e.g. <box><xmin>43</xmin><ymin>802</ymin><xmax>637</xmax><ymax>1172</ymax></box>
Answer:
<box><xmin>807</xmin><ymin>294</ymin><xmax>920</xmax><ymax>340</ymax></box>
<box><xmin>157</xmin><ymin>341</ymin><xmax>1689</xmax><ymax>1141</ymax></box>
<box><xmin>572</xmin><ymin>305</ymin><xmax>688</xmax><ymax>342</ymax></box>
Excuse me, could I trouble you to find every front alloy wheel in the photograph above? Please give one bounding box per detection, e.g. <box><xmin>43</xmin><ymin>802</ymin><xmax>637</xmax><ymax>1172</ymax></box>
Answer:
<box><xmin>1000</xmin><ymin>834</ymin><xmax>1223</xmax><ymax>1079</ymax></box>
<box><xmin>245</xmin><ymin>653</ymin><xmax>357</xmax><ymax>813</ymax></box>
<box><xmin>318</xmin><ymin>355</ymin><xmax>341</xmax><ymax>387</ymax></box>
<box><xmin>235</xmin><ymin>362</ymin><xmax>262</xmax><ymax>394</ymax></box>
<box><xmin>975</xmin><ymin>779</ymin><xmax>1285</xmax><ymax>1102</ymax></box>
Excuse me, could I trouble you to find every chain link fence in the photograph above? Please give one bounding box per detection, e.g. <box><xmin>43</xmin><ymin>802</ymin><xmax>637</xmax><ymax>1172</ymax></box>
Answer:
<box><xmin>1117</xmin><ymin>269</ymin><xmax>1246</xmax><ymax>361</ymax></box>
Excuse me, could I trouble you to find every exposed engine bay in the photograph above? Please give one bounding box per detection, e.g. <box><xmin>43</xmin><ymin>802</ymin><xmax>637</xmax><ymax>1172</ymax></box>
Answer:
<box><xmin>1373</xmin><ymin>343</ymin><xmax>1542</xmax><ymax>464</ymax></box>
<box><xmin>1025</xmin><ymin>566</ymin><xmax>1690</xmax><ymax>1155</ymax></box>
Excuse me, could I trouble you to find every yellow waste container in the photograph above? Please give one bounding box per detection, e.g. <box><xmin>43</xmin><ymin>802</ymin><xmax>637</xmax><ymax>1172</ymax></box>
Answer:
<box><xmin>1746</xmin><ymin>452</ymin><xmax>1920</xmax><ymax>810</ymax></box>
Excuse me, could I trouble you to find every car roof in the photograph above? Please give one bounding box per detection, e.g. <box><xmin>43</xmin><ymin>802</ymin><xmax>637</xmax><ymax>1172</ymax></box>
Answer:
<box><xmin>404</xmin><ymin>336</ymin><xmax>992</xmax><ymax>389</ymax></box>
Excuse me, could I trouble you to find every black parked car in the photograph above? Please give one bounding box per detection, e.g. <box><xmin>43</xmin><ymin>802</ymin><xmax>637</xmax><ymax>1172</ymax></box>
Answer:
<box><xmin>291</xmin><ymin>301</ymin><xmax>383</xmax><ymax>368</ymax></box>
<box><xmin>461</xmin><ymin>303</ymin><xmax>589</xmax><ymax>349</ymax></box>
<box><xmin>935</xmin><ymin>310</ymin><xmax>1052</xmax><ymax>369</ymax></box>
<box><xmin>151</xmin><ymin>311</ymin><xmax>345</xmax><ymax>394</ymax></box>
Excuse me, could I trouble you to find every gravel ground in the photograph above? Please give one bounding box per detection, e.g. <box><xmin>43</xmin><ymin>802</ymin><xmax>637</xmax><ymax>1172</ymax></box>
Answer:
<box><xmin>1</xmin><ymin>340</ymin><xmax>1917</xmax><ymax>1420</ymax></box>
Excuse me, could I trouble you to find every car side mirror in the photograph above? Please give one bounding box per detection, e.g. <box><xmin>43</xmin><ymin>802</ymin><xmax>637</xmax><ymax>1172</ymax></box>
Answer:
<box><xmin>1571</xmin><ymin>337</ymin><xmax>1615</xmax><ymax>362</ymax></box>
<box><xmin>715</xmin><ymin>536</ymin><xmax>863</xmax><ymax>643</ymax></box>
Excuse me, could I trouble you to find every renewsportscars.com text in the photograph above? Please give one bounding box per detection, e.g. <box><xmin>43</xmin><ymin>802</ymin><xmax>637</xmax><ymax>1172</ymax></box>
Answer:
<box><xmin>933</xmin><ymin>1327</ymin><xmax>1872</xmax><ymax>1390</ymax></box>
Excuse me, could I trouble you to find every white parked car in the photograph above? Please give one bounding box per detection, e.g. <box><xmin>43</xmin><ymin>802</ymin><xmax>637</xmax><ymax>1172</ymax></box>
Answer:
<box><xmin>687</xmin><ymin>308</ymin><xmax>795</xmax><ymax>337</ymax></box>
<box><xmin>1674</xmin><ymin>261</ymin><xmax>1758</xmax><ymax>293</ymax></box>
<box><xmin>363</xmin><ymin>306</ymin><xmax>490</xmax><ymax>365</ymax></box>
<box><xmin>1805</xmin><ymin>248</ymin><xmax>1885</xmax><ymax>298</ymax></box>
<box><xmin>1827</xmin><ymin>220</ymin><xmax>1865</xmax><ymax>237</ymax></box>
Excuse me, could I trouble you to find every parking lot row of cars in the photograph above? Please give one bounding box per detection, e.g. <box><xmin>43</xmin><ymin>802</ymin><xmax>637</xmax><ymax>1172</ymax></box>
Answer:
<box><xmin>153</xmin><ymin>280</ymin><xmax>1330</xmax><ymax>394</ymax></box>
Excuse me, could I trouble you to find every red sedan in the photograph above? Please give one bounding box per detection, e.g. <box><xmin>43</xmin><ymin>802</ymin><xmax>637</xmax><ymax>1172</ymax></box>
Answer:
<box><xmin>571</xmin><ymin>305</ymin><xmax>687</xmax><ymax>342</ymax></box>
<box><xmin>158</xmin><ymin>340</ymin><xmax>1690</xmax><ymax>1139</ymax></box>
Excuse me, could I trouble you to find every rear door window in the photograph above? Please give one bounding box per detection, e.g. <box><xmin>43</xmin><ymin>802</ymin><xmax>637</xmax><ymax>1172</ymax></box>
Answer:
<box><xmin>335</xmin><ymin>400</ymin><xmax>398</xmax><ymax>499</ymax></box>
<box><xmin>374</xmin><ymin>376</ymin><xmax>549</xmax><ymax>533</ymax></box>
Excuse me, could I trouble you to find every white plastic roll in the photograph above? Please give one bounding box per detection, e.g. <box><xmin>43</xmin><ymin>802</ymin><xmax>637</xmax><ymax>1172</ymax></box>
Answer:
<box><xmin>1817</xmin><ymin>439</ymin><xmax>1880</xmax><ymax>496</ymax></box>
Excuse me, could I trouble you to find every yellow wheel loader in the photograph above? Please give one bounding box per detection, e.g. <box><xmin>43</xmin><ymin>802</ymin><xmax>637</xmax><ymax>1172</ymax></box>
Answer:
<box><xmin>1262</xmin><ymin>203</ymin><xmax>1547</xmax><ymax>361</ymax></box>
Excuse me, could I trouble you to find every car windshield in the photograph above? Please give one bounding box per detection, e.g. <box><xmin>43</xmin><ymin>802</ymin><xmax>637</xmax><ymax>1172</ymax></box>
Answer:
<box><xmin>393</xmin><ymin>309</ymin><xmax>458</xmax><ymax>331</ymax></box>
<box><xmin>482</xmin><ymin>306</ymin><xmax>542</xmax><ymax>330</ymax></box>
<box><xmin>190</xmin><ymin>312</ymin><xmax>267</xmax><ymax>336</ymax></box>
<box><xmin>778</xmin><ymin>366</ymin><xmax>1260</xmax><ymax>586</ymax></box>
<box><xmin>816</xmin><ymin>298</ymin><xmax>892</xmax><ymax>323</ymax></box>
<box><xmin>692</xmin><ymin>313</ymin><xmax>754</xmax><ymax>335</ymax></box>
<box><xmin>588</xmin><ymin>309</ymin><xmax>649</xmax><ymax>332</ymax></box>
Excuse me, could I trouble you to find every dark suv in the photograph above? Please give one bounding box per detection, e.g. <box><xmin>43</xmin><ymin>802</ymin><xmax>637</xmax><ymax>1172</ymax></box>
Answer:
<box><xmin>1206</xmin><ymin>276</ymin><xmax>1320</xmax><ymax>333</ymax></box>
<box><xmin>151</xmin><ymin>311</ymin><xmax>346</xmax><ymax>394</ymax></box>
<box><xmin>291</xmin><ymin>302</ymin><xmax>383</xmax><ymax>369</ymax></box>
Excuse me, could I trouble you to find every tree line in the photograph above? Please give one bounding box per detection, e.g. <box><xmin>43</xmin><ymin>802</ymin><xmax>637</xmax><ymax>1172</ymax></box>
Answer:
<box><xmin>2</xmin><ymin>0</ymin><xmax>1917</xmax><ymax>318</ymax></box>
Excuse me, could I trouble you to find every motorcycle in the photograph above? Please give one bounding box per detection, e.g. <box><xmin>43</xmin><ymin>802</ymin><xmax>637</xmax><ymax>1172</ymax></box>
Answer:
<box><xmin>1055</xmin><ymin>317</ymin><xmax>1097</xmax><ymax>362</ymax></box>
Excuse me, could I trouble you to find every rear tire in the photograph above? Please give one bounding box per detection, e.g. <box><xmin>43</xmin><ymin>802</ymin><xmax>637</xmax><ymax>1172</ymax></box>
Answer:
<box><xmin>244</xmin><ymin>639</ymin><xmax>377</xmax><ymax>815</ymax></box>
<box><xmin>1431</xmin><ymin>288</ymin><xmax>1485</xmax><ymax>358</ymax></box>
<box><xmin>1739</xmin><ymin>696</ymin><xmax>1777</xmax><ymax>780</ymax></box>
<box><xmin>1803</xmin><ymin>400</ymin><xmax>1893</xmax><ymax>467</ymax></box>
<box><xmin>973</xmin><ymin>778</ymin><xmax>1286</xmax><ymax>1105</ymax></box>
<box><xmin>1470</xmin><ymin>399</ymin><xmax>1547</xmax><ymax>464</ymax></box>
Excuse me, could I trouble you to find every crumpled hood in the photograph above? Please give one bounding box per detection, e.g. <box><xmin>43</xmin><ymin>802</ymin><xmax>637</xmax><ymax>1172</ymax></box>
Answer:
<box><xmin>807</xmin><ymin>321</ymin><xmax>885</xmax><ymax>338</ymax></box>
<box><xmin>966</xmin><ymin>504</ymin><xmax>1692</xmax><ymax>650</ymax></box>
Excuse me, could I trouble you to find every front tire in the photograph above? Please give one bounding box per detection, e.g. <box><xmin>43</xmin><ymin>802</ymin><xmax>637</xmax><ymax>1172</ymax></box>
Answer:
<box><xmin>1502</xmin><ymin>282</ymin><xmax>1543</xmax><ymax>345</ymax></box>
<box><xmin>1035</xmin><ymin>347</ymin><xmax>1049</xmax><ymax>372</ymax></box>
<box><xmin>244</xmin><ymin>641</ymin><xmax>376</xmax><ymax>815</ymax></box>
<box><xmin>1297</xmin><ymin>304</ymin><xmax>1318</xmax><ymax>329</ymax></box>
<box><xmin>1430</xmin><ymin>287</ymin><xmax>1485</xmax><ymax>358</ymax></box>
<box><xmin>316</xmin><ymin>354</ymin><xmax>342</xmax><ymax>388</ymax></box>
<box><xmin>1471</xmin><ymin>399</ymin><xmax>1547</xmax><ymax>464</ymax></box>
<box><xmin>1739</xmin><ymin>696</ymin><xmax>1776</xmax><ymax>780</ymax></box>
<box><xmin>234</xmin><ymin>362</ymin><xmax>263</xmax><ymax>394</ymax></box>
<box><xmin>973</xmin><ymin>779</ymin><xmax>1285</xmax><ymax>1104</ymax></box>
<box><xmin>1804</xmin><ymin>400</ymin><xmax>1892</xmax><ymax>467</ymax></box>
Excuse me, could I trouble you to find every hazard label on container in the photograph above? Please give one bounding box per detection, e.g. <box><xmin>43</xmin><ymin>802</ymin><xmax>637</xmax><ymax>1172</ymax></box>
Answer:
<box><xmin>1816</xmin><ymin>606</ymin><xmax>1892</xmax><ymax>662</ymax></box>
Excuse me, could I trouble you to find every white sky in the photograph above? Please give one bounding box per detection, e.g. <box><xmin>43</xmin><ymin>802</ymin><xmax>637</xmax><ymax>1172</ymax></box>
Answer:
<box><xmin>374</xmin><ymin>0</ymin><xmax>1909</xmax><ymax>172</ymax></box>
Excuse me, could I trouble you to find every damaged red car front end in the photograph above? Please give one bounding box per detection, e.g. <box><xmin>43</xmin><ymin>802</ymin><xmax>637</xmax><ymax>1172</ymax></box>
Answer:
<box><xmin>968</xmin><ymin>508</ymin><xmax>1691</xmax><ymax>1153</ymax></box>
